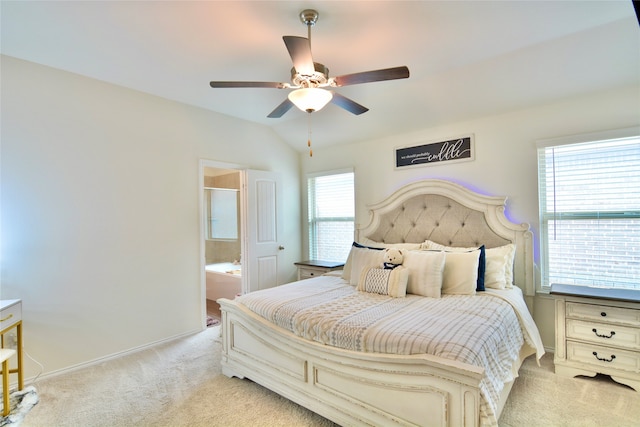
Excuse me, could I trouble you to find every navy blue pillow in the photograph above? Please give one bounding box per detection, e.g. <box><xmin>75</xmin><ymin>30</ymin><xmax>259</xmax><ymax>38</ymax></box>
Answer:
<box><xmin>352</xmin><ymin>241</ymin><xmax>385</xmax><ymax>251</ymax></box>
<box><xmin>477</xmin><ymin>245</ymin><xmax>486</xmax><ymax>292</ymax></box>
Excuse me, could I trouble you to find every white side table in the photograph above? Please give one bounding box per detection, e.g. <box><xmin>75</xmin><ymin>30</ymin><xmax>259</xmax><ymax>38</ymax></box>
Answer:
<box><xmin>0</xmin><ymin>299</ymin><xmax>24</xmax><ymax>393</ymax></box>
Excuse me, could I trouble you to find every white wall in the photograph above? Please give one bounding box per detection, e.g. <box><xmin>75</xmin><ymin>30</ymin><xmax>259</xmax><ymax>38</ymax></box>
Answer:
<box><xmin>0</xmin><ymin>55</ymin><xmax>301</xmax><ymax>376</ymax></box>
<box><xmin>300</xmin><ymin>85</ymin><xmax>640</xmax><ymax>349</ymax></box>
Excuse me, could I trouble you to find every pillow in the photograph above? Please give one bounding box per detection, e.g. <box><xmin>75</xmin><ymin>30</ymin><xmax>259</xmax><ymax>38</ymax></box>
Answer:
<box><xmin>441</xmin><ymin>250</ymin><xmax>479</xmax><ymax>295</ymax></box>
<box><xmin>420</xmin><ymin>241</ymin><xmax>485</xmax><ymax>291</ymax></box>
<box><xmin>484</xmin><ymin>250</ymin><xmax>508</xmax><ymax>289</ymax></box>
<box><xmin>402</xmin><ymin>250</ymin><xmax>445</xmax><ymax>298</ymax></box>
<box><xmin>358</xmin><ymin>238</ymin><xmax>423</xmax><ymax>251</ymax></box>
<box><xmin>348</xmin><ymin>246</ymin><xmax>386</xmax><ymax>286</ymax></box>
<box><xmin>342</xmin><ymin>242</ymin><xmax>384</xmax><ymax>281</ymax></box>
<box><xmin>342</xmin><ymin>240</ymin><xmax>422</xmax><ymax>281</ymax></box>
<box><xmin>357</xmin><ymin>266</ymin><xmax>409</xmax><ymax>298</ymax></box>
<box><xmin>488</xmin><ymin>243</ymin><xmax>516</xmax><ymax>288</ymax></box>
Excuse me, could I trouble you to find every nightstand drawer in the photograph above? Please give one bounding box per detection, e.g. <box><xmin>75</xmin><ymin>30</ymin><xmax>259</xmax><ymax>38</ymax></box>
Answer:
<box><xmin>298</xmin><ymin>267</ymin><xmax>323</xmax><ymax>279</ymax></box>
<box><xmin>0</xmin><ymin>303</ymin><xmax>21</xmax><ymax>333</ymax></box>
<box><xmin>567</xmin><ymin>319</ymin><xmax>640</xmax><ymax>350</ymax></box>
<box><xmin>567</xmin><ymin>340</ymin><xmax>640</xmax><ymax>373</ymax></box>
<box><xmin>566</xmin><ymin>302</ymin><xmax>640</xmax><ymax>326</ymax></box>
<box><xmin>295</xmin><ymin>260</ymin><xmax>345</xmax><ymax>281</ymax></box>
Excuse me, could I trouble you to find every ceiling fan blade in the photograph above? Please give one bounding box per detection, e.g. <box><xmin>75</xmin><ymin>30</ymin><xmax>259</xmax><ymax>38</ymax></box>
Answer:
<box><xmin>330</xmin><ymin>92</ymin><xmax>369</xmax><ymax>115</ymax></box>
<box><xmin>209</xmin><ymin>81</ymin><xmax>285</xmax><ymax>88</ymax></box>
<box><xmin>283</xmin><ymin>36</ymin><xmax>314</xmax><ymax>75</ymax></box>
<box><xmin>267</xmin><ymin>98</ymin><xmax>295</xmax><ymax>118</ymax></box>
<box><xmin>334</xmin><ymin>66</ymin><xmax>410</xmax><ymax>87</ymax></box>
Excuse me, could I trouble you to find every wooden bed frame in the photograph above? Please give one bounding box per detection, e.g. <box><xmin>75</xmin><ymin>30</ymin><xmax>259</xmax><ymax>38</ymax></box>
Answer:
<box><xmin>219</xmin><ymin>179</ymin><xmax>535</xmax><ymax>427</ymax></box>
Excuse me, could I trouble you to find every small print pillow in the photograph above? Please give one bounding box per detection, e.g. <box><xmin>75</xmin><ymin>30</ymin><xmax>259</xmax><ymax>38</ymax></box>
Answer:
<box><xmin>357</xmin><ymin>266</ymin><xmax>409</xmax><ymax>298</ymax></box>
<box><xmin>403</xmin><ymin>250</ymin><xmax>445</xmax><ymax>298</ymax></box>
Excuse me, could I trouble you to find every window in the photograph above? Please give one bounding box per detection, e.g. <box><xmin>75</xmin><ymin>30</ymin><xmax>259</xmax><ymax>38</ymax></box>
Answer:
<box><xmin>537</xmin><ymin>128</ymin><xmax>640</xmax><ymax>291</ymax></box>
<box><xmin>307</xmin><ymin>170</ymin><xmax>355</xmax><ymax>262</ymax></box>
<box><xmin>204</xmin><ymin>188</ymin><xmax>239</xmax><ymax>240</ymax></box>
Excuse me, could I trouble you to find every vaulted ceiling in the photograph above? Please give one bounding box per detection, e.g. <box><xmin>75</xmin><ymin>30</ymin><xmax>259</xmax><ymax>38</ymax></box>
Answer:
<box><xmin>2</xmin><ymin>1</ymin><xmax>638</xmax><ymax>151</ymax></box>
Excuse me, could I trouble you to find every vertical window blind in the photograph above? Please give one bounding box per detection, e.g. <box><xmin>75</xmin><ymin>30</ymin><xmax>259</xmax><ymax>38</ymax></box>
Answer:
<box><xmin>308</xmin><ymin>170</ymin><xmax>354</xmax><ymax>262</ymax></box>
<box><xmin>537</xmin><ymin>134</ymin><xmax>640</xmax><ymax>290</ymax></box>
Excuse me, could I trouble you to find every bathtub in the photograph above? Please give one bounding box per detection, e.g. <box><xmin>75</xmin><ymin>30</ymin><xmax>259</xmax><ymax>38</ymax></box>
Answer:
<box><xmin>205</xmin><ymin>263</ymin><xmax>242</xmax><ymax>301</ymax></box>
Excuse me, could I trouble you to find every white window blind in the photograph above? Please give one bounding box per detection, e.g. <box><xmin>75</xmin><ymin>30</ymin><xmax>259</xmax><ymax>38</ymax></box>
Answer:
<box><xmin>308</xmin><ymin>170</ymin><xmax>354</xmax><ymax>262</ymax></box>
<box><xmin>537</xmin><ymin>133</ymin><xmax>640</xmax><ymax>290</ymax></box>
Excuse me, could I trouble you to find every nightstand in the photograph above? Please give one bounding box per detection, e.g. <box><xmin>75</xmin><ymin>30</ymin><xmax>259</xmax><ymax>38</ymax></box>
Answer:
<box><xmin>294</xmin><ymin>260</ymin><xmax>345</xmax><ymax>280</ymax></box>
<box><xmin>551</xmin><ymin>284</ymin><xmax>640</xmax><ymax>391</ymax></box>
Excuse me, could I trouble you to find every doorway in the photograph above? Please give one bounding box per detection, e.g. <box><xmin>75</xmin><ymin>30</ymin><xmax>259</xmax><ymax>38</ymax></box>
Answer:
<box><xmin>199</xmin><ymin>161</ymin><xmax>283</xmax><ymax>327</ymax></box>
<box><xmin>200</xmin><ymin>161</ymin><xmax>244</xmax><ymax>324</ymax></box>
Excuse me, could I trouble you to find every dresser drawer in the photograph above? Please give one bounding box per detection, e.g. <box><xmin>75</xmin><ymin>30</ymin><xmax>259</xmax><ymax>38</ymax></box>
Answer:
<box><xmin>567</xmin><ymin>319</ymin><xmax>640</xmax><ymax>350</ymax></box>
<box><xmin>0</xmin><ymin>302</ymin><xmax>21</xmax><ymax>333</ymax></box>
<box><xmin>566</xmin><ymin>302</ymin><xmax>640</xmax><ymax>326</ymax></box>
<box><xmin>567</xmin><ymin>340</ymin><xmax>640</xmax><ymax>374</ymax></box>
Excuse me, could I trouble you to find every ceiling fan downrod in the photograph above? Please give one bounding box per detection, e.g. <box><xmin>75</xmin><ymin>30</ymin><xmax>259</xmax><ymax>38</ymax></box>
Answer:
<box><xmin>299</xmin><ymin>9</ymin><xmax>318</xmax><ymax>43</ymax></box>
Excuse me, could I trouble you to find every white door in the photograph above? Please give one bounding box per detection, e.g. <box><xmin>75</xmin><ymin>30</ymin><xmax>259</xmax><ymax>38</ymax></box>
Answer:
<box><xmin>242</xmin><ymin>169</ymin><xmax>283</xmax><ymax>293</ymax></box>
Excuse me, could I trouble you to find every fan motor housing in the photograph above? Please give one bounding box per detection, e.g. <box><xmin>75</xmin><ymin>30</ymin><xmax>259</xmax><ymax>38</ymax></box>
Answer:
<box><xmin>291</xmin><ymin>62</ymin><xmax>329</xmax><ymax>88</ymax></box>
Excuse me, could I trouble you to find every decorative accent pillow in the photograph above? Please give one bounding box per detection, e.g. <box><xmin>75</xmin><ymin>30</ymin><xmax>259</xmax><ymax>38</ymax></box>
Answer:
<box><xmin>441</xmin><ymin>250</ymin><xmax>479</xmax><ymax>295</ymax></box>
<box><xmin>484</xmin><ymin>250</ymin><xmax>509</xmax><ymax>289</ymax></box>
<box><xmin>420</xmin><ymin>241</ymin><xmax>485</xmax><ymax>291</ymax></box>
<box><xmin>342</xmin><ymin>242</ymin><xmax>384</xmax><ymax>282</ymax></box>
<box><xmin>357</xmin><ymin>266</ymin><xmax>409</xmax><ymax>298</ymax></box>
<box><xmin>487</xmin><ymin>243</ymin><xmax>516</xmax><ymax>288</ymax></box>
<box><xmin>343</xmin><ymin>240</ymin><xmax>421</xmax><ymax>282</ymax></box>
<box><xmin>402</xmin><ymin>250</ymin><xmax>445</xmax><ymax>298</ymax></box>
<box><xmin>348</xmin><ymin>246</ymin><xmax>386</xmax><ymax>286</ymax></box>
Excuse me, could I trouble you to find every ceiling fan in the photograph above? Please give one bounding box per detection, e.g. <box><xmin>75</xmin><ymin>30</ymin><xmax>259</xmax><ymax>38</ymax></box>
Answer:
<box><xmin>209</xmin><ymin>9</ymin><xmax>410</xmax><ymax>118</ymax></box>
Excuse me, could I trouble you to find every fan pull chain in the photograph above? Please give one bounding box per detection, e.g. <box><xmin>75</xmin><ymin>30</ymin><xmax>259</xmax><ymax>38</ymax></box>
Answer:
<box><xmin>307</xmin><ymin>111</ymin><xmax>313</xmax><ymax>157</ymax></box>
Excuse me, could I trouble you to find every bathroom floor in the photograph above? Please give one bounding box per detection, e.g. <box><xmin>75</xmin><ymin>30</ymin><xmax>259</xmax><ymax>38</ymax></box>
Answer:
<box><xmin>206</xmin><ymin>299</ymin><xmax>222</xmax><ymax>321</ymax></box>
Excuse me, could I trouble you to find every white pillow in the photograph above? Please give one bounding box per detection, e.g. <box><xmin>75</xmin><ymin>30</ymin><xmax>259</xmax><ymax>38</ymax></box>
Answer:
<box><xmin>422</xmin><ymin>240</ymin><xmax>515</xmax><ymax>289</ymax></box>
<box><xmin>487</xmin><ymin>244</ymin><xmax>516</xmax><ymax>288</ymax></box>
<box><xmin>484</xmin><ymin>250</ymin><xmax>508</xmax><ymax>289</ymax></box>
<box><xmin>343</xmin><ymin>241</ymin><xmax>421</xmax><ymax>281</ymax></box>
<box><xmin>349</xmin><ymin>246</ymin><xmax>386</xmax><ymax>286</ymax></box>
<box><xmin>403</xmin><ymin>250</ymin><xmax>445</xmax><ymax>298</ymax></box>
<box><xmin>441</xmin><ymin>250</ymin><xmax>479</xmax><ymax>295</ymax></box>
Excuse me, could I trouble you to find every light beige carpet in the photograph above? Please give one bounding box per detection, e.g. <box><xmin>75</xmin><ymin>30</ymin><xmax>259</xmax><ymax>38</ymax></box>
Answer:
<box><xmin>21</xmin><ymin>326</ymin><xmax>640</xmax><ymax>427</ymax></box>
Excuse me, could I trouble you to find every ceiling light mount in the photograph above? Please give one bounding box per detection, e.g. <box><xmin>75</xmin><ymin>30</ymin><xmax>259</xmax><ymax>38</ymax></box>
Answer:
<box><xmin>299</xmin><ymin>9</ymin><xmax>319</xmax><ymax>27</ymax></box>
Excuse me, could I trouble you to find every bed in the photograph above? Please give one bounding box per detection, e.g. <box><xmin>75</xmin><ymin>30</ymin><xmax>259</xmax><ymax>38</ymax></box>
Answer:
<box><xmin>218</xmin><ymin>179</ymin><xmax>544</xmax><ymax>427</ymax></box>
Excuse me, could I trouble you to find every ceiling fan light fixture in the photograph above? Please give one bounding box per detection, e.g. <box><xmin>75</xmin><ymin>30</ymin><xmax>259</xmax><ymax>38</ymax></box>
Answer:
<box><xmin>288</xmin><ymin>88</ymin><xmax>332</xmax><ymax>113</ymax></box>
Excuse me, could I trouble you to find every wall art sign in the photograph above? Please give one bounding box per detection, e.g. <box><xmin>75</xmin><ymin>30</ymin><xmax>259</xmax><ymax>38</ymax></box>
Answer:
<box><xmin>395</xmin><ymin>135</ymin><xmax>475</xmax><ymax>168</ymax></box>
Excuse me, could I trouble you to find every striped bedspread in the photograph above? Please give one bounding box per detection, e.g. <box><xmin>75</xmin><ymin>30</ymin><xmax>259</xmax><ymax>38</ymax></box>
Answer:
<box><xmin>236</xmin><ymin>275</ymin><xmax>544</xmax><ymax>427</ymax></box>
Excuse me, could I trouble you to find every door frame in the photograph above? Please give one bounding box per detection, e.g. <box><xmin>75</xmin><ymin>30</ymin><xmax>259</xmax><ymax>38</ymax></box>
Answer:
<box><xmin>198</xmin><ymin>159</ymin><xmax>247</xmax><ymax>329</ymax></box>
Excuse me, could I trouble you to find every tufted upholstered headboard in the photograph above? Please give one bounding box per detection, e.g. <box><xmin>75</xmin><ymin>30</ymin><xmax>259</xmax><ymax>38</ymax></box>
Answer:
<box><xmin>356</xmin><ymin>179</ymin><xmax>535</xmax><ymax>298</ymax></box>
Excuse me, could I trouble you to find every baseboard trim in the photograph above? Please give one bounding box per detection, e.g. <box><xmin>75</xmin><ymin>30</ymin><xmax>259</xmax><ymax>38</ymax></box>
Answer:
<box><xmin>24</xmin><ymin>327</ymin><xmax>204</xmax><ymax>385</ymax></box>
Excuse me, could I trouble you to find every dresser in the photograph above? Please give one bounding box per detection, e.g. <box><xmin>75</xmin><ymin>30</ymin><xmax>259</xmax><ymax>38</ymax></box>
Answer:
<box><xmin>294</xmin><ymin>260</ymin><xmax>344</xmax><ymax>280</ymax></box>
<box><xmin>0</xmin><ymin>299</ymin><xmax>24</xmax><ymax>391</ymax></box>
<box><xmin>551</xmin><ymin>284</ymin><xmax>640</xmax><ymax>391</ymax></box>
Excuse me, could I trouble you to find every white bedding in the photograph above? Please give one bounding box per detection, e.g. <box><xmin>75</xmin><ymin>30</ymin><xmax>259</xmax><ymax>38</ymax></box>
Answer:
<box><xmin>236</xmin><ymin>275</ymin><xmax>544</xmax><ymax>427</ymax></box>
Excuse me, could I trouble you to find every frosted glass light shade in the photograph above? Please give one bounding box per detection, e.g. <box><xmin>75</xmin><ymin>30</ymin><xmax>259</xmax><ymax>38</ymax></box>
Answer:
<box><xmin>288</xmin><ymin>88</ymin><xmax>333</xmax><ymax>113</ymax></box>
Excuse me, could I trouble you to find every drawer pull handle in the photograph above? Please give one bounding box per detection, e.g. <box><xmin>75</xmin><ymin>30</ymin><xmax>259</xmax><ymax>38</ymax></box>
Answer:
<box><xmin>0</xmin><ymin>314</ymin><xmax>13</xmax><ymax>322</ymax></box>
<box><xmin>600</xmin><ymin>312</ymin><xmax>607</xmax><ymax>317</ymax></box>
<box><xmin>592</xmin><ymin>328</ymin><xmax>615</xmax><ymax>339</ymax></box>
<box><xmin>592</xmin><ymin>352</ymin><xmax>616</xmax><ymax>363</ymax></box>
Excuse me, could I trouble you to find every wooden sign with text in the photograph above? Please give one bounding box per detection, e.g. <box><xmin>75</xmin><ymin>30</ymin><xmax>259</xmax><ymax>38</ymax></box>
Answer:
<box><xmin>395</xmin><ymin>135</ymin><xmax>474</xmax><ymax>168</ymax></box>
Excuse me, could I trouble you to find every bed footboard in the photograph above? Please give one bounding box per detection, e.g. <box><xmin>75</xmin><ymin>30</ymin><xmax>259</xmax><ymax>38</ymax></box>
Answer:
<box><xmin>219</xmin><ymin>298</ymin><xmax>485</xmax><ymax>427</ymax></box>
